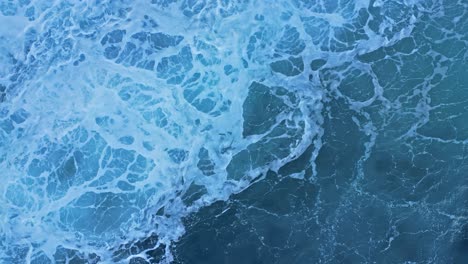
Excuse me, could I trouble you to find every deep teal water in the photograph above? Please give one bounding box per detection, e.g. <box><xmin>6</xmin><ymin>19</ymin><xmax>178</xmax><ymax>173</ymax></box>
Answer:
<box><xmin>0</xmin><ymin>0</ymin><xmax>467</xmax><ymax>263</ymax></box>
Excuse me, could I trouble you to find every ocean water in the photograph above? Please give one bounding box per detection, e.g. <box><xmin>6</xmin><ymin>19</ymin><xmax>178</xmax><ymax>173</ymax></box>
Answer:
<box><xmin>0</xmin><ymin>0</ymin><xmax>466</xmax><ymax>263</ymax></box>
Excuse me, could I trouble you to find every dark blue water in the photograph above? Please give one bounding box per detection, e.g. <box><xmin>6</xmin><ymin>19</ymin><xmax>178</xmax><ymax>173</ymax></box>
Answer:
<box><xmin>0</xmin><ymin>0</ymin><xmax>467</xmax><ymax>263</ymax></box>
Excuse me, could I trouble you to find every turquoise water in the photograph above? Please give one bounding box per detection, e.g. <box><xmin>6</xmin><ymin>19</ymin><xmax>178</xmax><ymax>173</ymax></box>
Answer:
<box><xmin>0</xmin><ymin>0</ymin><xmax>467</xmax><ymax>263</ymax></box>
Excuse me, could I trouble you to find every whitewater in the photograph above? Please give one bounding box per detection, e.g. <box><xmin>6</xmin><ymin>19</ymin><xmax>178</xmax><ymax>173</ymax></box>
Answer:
<box><xmin>0</xmin><ymin>0</ymin><xmax>467</xmax><ymax>263</ymax></box>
